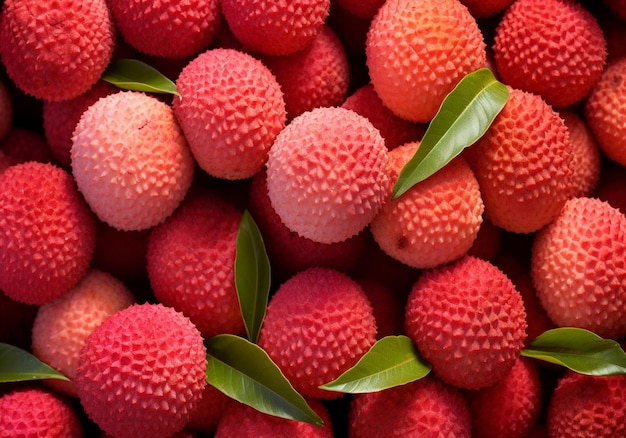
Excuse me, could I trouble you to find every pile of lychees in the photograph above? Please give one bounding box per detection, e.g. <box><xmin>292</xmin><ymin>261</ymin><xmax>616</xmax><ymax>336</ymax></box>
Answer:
<box><xmin>1</xmin><ymin>0</ymin><xmax>626</xmax><ymax>437</ymax></box>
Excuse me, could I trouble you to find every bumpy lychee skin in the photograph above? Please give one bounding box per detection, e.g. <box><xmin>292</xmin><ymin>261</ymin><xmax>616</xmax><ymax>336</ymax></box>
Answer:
<box><xmin>174</xmin><ymin>49</ymin><xmax>286</xmax><ymax>180</ymax></box>
<box><xmin>405</xmin><ymin>256</ymin><xmax>527</xmax><ymax>390</ymax></box>
<box><xmin>531</xmin><ymin>197</ymin><xmax>626</xmax><ymax>339</ymax></box>
<box><xmin>215</xmin><ymin>399</ymin><xmax>333</xmax><ymax>438</ymax></box>
<box><xmin>0</xmin><ymin>162</ymin><xmax>96</xmax><ymax>305</ymax></box>
<box><xmin>107</xmin><ymin>0</ymin><xmax>221</xmax><ymax>59</ymax></box>
<box><xmin>0</xmin><ymin>388</ymin><xmax>82</xmax><ymax>437</ymax></box>
<box><xmin>585</xmin><ymin>58</ymin><xmax>626</xmax><ymax>167</ymax></box>
<box><xmin>31</xmin><ymin>268</ymin><xmax>135</xmax><ymax>397</ymax></box>
<box><xmin>258</xmin><ymin>267</ymin><xmax>377</xmax><ymax>399</ymax></box>
<box><xmin>71</xmin><ymin>91</ymin><xmax>195</xmax><ymax>231</ymax></box>
<box><xmin>366</xmin><ymin>0</ymin><xmax>486</xmax><ymax>122</ymax></box>
<box><xmin>220</xmin><ymin>0</ymin><xmax>330</xmax><ymax>56</ymax></box>
<box><xmin>261</xmin><ymin>25</ymin><xmax>349</xmax><ymax>120</ymax></box>
<box><xmin>464</xmin><ymin>88</ymin><xmax>576</xmax><ymax>233</ymax></box>
<box><xmin>76</xmin><ymin>303</ymin><xmax>207</xmax><ymax>438</ymax></box>
<box><xmin>0</xmin><ymin>0</ymin><xmax>115</xmax><ymax>101</ymax></box>
<box><xmin>147</xmin><ymin>191</ymin><xmax>245</xmax><ymax>339</ymax></box>
<box><xmin>467</xmin><ymin>357</ymin><xmax>543</xmax><ymax>438</ymax></box>
<box><xmin>548</xmin><ymin>372</ymin><xmax>626</xmax><ymax>438</ymax></box>
<box><xmin>371</xmin><ymin>143</ymin><xmax>484</xmax><ymax>269</ymax></box>
<box><xmin>494</xmin><ymin>0</ymin><xmax>606</xmax><ymax>108</ymax></box>
<box><xmin>459</xmin><ymin>0</ymin><xmax>513</xmax><ymax>18</ymax></box>
<box><xmin>0</xmin><ymin>79</ymin><xmax>11</xmax><ymax>142</ymax></box>
<box><xmin>266</xmin><ymin>107</ymin><xmax>389</xmax><ymax>244</ymax></box>
<box><xmin>349</xmin><ymin>377</ymin><xmax>471</xmax><ymax>438</ymax></box>
<box><xmin>341</xmin><ymin>84</ymin><xmax>425</xmax><ymax>150</ymax></box>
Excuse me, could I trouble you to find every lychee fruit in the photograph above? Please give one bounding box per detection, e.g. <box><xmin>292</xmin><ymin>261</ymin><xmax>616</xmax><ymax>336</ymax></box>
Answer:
<box><xmin>31</xmin><ymin>268</ymin><xmax>136</xmax><ymax>397</ymax></box>
<box><xmin>220</xmin><ymin>0</ymin><xmax>330</xmax><ymax>56</ymax></box>
<box><xmin>258</xmin><ymin>267</ymin><xmax>377</xmax><ymax>399</ymax></box>
<box><xmin>0</xmin><ymin>0</ymin><xmax>115</xmax><ymax>101</ymax></box>
<box><xmin>493</xmin><ymin>0</ymin><xmax>607</xmax><ymax>107</ymax></box>
<box><xmin>0</xmin><ymin>162</ymin><xmax>96</xmax><ymax>305</ymax></box>
<box><xmin>371</xmin><ymin>143</ymin><xmax>484</xmax><ymax>269</ymax></box>
<box><xmin>185</xmin><ymin>384</ymin><xmax>229</xmax><ymax>435</ymax></box>
<box><xmin>531</xmin><ymin>196</ymin><xmax>626</xmax><ymax>339</ymax></box>
<box><xmin>366</xmin><ymin>0</ymin><xmax>486</xmax><ymax>122</ymax></box>
<box><xmin>348</xmin><ymin>377</ymin><xmax>471</xmax><ymax>438</ymax></box>
<box><xmin>107</xmin><ymin>0</ymin><xmax>222</xmax><ymax>59</ymax></box>
<box><xmin>585</xmin><ymin>57</ymin><xmax>626</xmax><ymax>167</ymax></box>
<box><xmin>71</xmin><ymin>91</ymin><xmax>195</xmax><ymax>231</ymax></box>
<box><xmin>146</xmin><ymin>190</ymin><xmax>245</xmax><ymax>339</ymax></box>
<box><xmin>464</xmin><ymin>87</ymin><xmax>576</xmax><ymax>233</ymax></box>
<box><xmin>548</xmin><ymin>372</ymin><xmax>626</xmax><ymax>437</ymax></box>
<box><xmin>467</xmin><ymin>357</ymin><xmax>543</xmax><ymax>438</ymax></box>
<box><xmin>266</xmin><ymin>106</ymin><xmax>389</xmax><ymax>244</ymax></box>
<box><xmin>173</xmin><ymin>48</ymin><xmax>286</xmax><ymax>180</ymax></box>
<box><xmin>405</xmin><ymin>255</ymin><xmax>527</xmax><ymax>390</ymax></box>
<box><xmin>355</xmin><ymin>277</ymin><xmax>406</xmax><ymax>338</ymax></box>
<box><xmin>0</xmin><ymin>388</ymin><xmax>82</xmax><ymax>437</ymax></box>
<box><xmin>75</xmin><ymin>303</ymin><xmax>207</xmax><ymax>438</ymax></box>
<box><xmin>0</xmin><ymin>79</ymin><xmax>11</xmax><ymax>142</ymax></box>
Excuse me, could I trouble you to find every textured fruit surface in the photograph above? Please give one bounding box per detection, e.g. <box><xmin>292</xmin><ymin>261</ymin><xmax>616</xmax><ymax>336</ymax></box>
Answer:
<box><xmin>494</xmin><ymin>0</ymin><xmax>606</xmax><ymax>107</ymax></box>
<box><xmin>147</xmin><ymin>191</ymin><xmax>245</xmax><ymax>339</ymax></box>
<box><xmin>585</xmin><ymin>57</ymin><xmax>626</xmax><ymax>167</ymax></box>
<box><xmin>0</xmin><ymin>388</ymin><xmax>82</xmax><ymax>437</ymax></box>
<box><xmin>108</xmin><ymin>0</ymin><xmax>221</xmax><ymax>58</ymax></box>
<box><xmin>31</xmin><ymin>268</ymin><xmax>135</xmax><ymax>397</ymax></box>
<box><xmin>215</xmin><ymin>399</ymin><xmax>333</xmax><ymax>437</ymax></box>
<box><xmin>366</xmin><ymin>0</ymin><xmax>486</xmax><ymax>122</ymax></box>
<box><xmin>531</xmin><ymin>197</ymin><xmax>626</xmax><ymax>339</ymax></box>
<box><xmin>371</xmin><ymin>143</ymin><xmax>484</xmax><ymax>269</ymax></box>
<box><xmin>71</xmin><ymin>91</ymin><xmax>195</xmax><ymax>231</ymax></box>
<box><xmin>174</xmin><ymin>48</ymin><xmax>286</xmax><ymax>180</ymax></box>
<box><xmin>464</xmin><ymin>88</ymin><xmax>575</xmax><ymax>233</ymax></box>
<box><xmin>0</xmin><ymin>0</ymin><xmax>115</xmax><ymax>101</ymax></box>
<box><xmin>467</xmin><ymin>357</ymin><xmax>543</xmax><ymax>438</ymax></box>
<box><xmin>266</xmin><ymin>107</ymin><xmax>389</xmax><ymax>244</ymax></box>
<box><xmin>258</xmin><ymin>267</ymin><xmax>377</xmax><ymax>399</ymax></box>
<box><xmin>76</xmin><ymin>303</ymin><xmax>207</xmax><ymax>438</ymax></box>
<box><xmin>349</xmin><ymin>377</ymin><xmax>471</xmax><ymax>437</ymax></box>
<box><xmin>405</xmin><ymin>256</ymin><xmax>527</xmax><ymax>389</ymax></box>
<box><xmin>221</xmin><ymin>0</ymin><xmax>330</xmax><ymax>55</ymax></box>
<box><xmin>0</xmin><ymin>162</ymin><xmax>95</xmax><ymax>305</ymax></box>
<box><xmin>548</xmin><ymin>372</ymin><xmax>626</xmax><ymax>438</ymax></box>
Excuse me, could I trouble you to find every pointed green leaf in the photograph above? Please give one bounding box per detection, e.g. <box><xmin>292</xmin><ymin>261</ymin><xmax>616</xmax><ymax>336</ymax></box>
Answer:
<box><xmin>101</xmin><ymin>59</ymin><xmax>180</xmax><ymax>96</ymax></box>
<box><xmin>521</xmin><ymin>327</ymin><xmax>626</xmax><ymax>376</ymax></box>
<box><xmin>392</xmin><ymin>68</ymin><xmax>509</xmax><ymax>199</ymax></box>
<box><xmin>206</xmin><ymin>334</ymin><xmax>323</xmax><ymax>426</ymax></box>
<box><xmin>319</xmin><ymin>335</ymin><xmax>431</xmax><ymax>394</ymax></box>
<box><xmin>235</xmin><ymin>210</ymin><xmax>271</xmax><ymax>343</ymax></box>
<box><xmin>0</xmin><ymin>343</ymin><xmax>70</xmax><ymax>383</ymax></box>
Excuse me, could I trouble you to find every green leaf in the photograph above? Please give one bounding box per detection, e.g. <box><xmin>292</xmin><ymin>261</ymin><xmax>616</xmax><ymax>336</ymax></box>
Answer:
<box><xmin>235</xmin><ymin>210</ymin><xmax>271</xmax><ymax>344</ymax></box>
<box><xmin>205</xmin><ymin>334</ymin><xmax>323</xmax><ymax>426</ymax></box>
<box><xmin>0</xmin><ymin>343</ymin><xmax>70</xmax><ymax>383</ymax></box>
<box><xmin>319</xmin><ymin>335</ymin><xmax>431</xmax><ymax>394</ymax></box>
<box><xmin>101</xmin><ymin>59</ymin><xmax>180</xmax><ymax>96</ymax></box>
<box><xmin>521</xmin><ymin>327</ymin><xmax>626</xmax><ymax>376</ymax></box>
<box><xmin>392</xmin><ymin>68</ymin><xmax>509</xmax><ymax>199</ymax></box>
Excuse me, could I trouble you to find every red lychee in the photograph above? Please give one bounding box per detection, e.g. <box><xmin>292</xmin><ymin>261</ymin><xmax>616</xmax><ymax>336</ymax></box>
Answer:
<box><xmin>266</xmin><ymin>107</ymin><xmax>389</xmax><ymax>244</ymax></box>
<box><xmin>366</xmin><ymin>0</ymin><xmax>486</xmax><ymax>122</ymax></box>
<box><xmin>348</xmin><ymin>377</ymin><xmax>471</xmax><ymax>437</ymax></box>
<box><xmin>0</xmin><ymin>388</ymin><xmax>82</xmax><ymax>437</ymax></box>
<box><xmin>258</xmin><ymin>267</ymin><xmax>377</xmax><ymax>399</ymax></box>
<box><xmin>493</xmin><ymin>0</ymin><xmax>607</xmax><ymax>107</ymax></box>
<box><xmin>71</xmin><ymin>91</ymin><xmax>195</xmax><ymax>231</ymax></box>
<box><xmin>76</xmin><ymin>303</ymin><xmax>207</xmax><ymax>438</ymax></box>
<box><xmin>405</xmin><ymin>256</ymin><xmax>527</xmax><ymax>389</ymax></box>
<box><xmin>173</xmin><ymin>48</ymin><xmax>286</xmax><ymax>180</ymax></box>
<box><xmin>0</xmin><ymin>162</ymin><xmax>96</xmax><ymax>305</ymax></box>
<box><xmin>531</xmin><ymin>196</ymin><xmax>626</xmax><ymax>339</ymax></box>
<box><xmin>146</xmin><ymin>191</ymin><xmax>245</xmax><ymax>339</ymax></box>
<box><xmin>185</xmin><ymin>384</ymin><xmax>229</xmax><ymax>435</ymax></box>
<box><xmin>0</xmin><ymin>0</ymin><xmax>115</xmax><ymax>101</ymax></box>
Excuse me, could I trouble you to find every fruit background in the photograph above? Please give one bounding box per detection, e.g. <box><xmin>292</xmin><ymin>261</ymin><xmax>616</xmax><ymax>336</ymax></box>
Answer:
<box><xmin>1</xmin><ymin>0</ymin><xmax>626</xmax><ymax>437</ymax></box>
